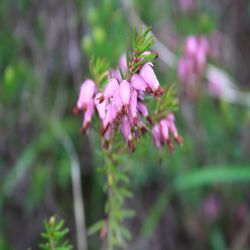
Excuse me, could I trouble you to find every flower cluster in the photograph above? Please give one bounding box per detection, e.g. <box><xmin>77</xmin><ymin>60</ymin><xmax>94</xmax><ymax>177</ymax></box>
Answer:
<box><xmin>178</xmin><ymin>33</ymin><xmax>224</xmax><ymax>98</ymax></box>
<box><xmin>152</xmin><ymin>113</ymin><xmax>182</xmax><ymax>151</ymax></box>
<box><xmin>74</xmin><ymin>51</ymin><xmax>170</xmax><ymax>152</ymax></box>
<box><xmin>178</xmin><ymin>35</ymin><xmax>209</xmax><ymax>88</ymax></box>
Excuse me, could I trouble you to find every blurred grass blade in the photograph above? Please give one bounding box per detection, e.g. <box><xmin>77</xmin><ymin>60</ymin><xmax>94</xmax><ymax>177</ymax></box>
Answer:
<box><xmin>173</xmin><ymin>166</ymin><xmax>250</xmax><ymax>191</ymax></box>
<box><xmin>141</xmin><ymin>166</ymin><xmax>250</xmax><ymax>239</ymax></box>
<box><xmin>3</xmin><ymin>131</ymin><xmax>54</xmax><ymax>197</ymax></box>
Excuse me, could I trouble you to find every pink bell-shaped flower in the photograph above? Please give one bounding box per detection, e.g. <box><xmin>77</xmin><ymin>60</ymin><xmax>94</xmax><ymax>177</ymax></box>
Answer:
<box><xmin>160</xmin><ymin>119</ymin><xmax>173</xmax><ymax>151</ymax></box>
<box><xmin>137</xmin><ymin>102</ymin><xmax>152</xmax><ymax>124</ymax></box>
<box><xmin>95</xmin><ymin>93</ymin><xmax>107</xmax><ymax>121</ymax></box>
<box><xmin>96</xmin><ymin>78</ymin><xmax>119</xmax><ymax>103</ymax></box>
<box><xmin>100</xmin><ymin>103</ymin><xmax>118</xmax><ymax>136</ymax></box>
<box><xmin>119</xmin><ymin>80</ymin><xmax>131</xmax><ymax>113</ymax></box>
<box><xmin>120</xmin><ymin>116</ymin><xmax>134</xmax><ymax>152</ymax></box>
<box><xmin>131</xmin><ymin>74</ymin><xmax>148</xmax><ymax>92</ymax></box>
<box><xmin>140</xmin><ymin>64</ymin><xmax>164</xmax><ymax>97</ymax></box>
<box><xmin>152</xmin><ymin>124</ymin><xmax>162</xmax><ymax>149</ymax></box>
<box><xmin>75</xmin><ymin>79</ymin><xmax>96</xmax><ymax>113</ymax></box>
<box><xmin>80</xmin><ymin>99</ymin><xmax>95</xmax><ymax>133</ymax></box>
<box><xmin>166</xmin><ymin>113</ymin><xmax>183</xmax><ymax>144</ymax></box>
<box><xmin>129</xmin><ymin>88</ymin><xmax>138</xmax><ymax>123</ymax></box>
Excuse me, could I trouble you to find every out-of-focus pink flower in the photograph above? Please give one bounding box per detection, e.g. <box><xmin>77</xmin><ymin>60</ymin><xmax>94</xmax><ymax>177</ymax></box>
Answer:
<box><xmin>185</xmin><ymin>36</ymin><xmax>198</xmax><ymax>57</ymax></box>
<box><xmin>196</xmin><ymin>48</ymin><xmax>207</xmax><ymax>73</ymax></box>
<box><xmin>137</xmin><ymin>102</ymin><xmax>152</xmax><ymax>124</ymax></box>
<box><xmin>140</xmin><ymin>64</ymin><xmax>164</xmax><ymax>97</ymax></box>
<box><xmin>75</xmin><ymin>79</ymin><xmax>96</xmax><ymax>112</ymax></box>
<box><xmin>209</xmin><ymin>31</ymin><xmax>222</xmax><ymax>59</ymax></box>
<box><xmin>234</xmin><ymin>204</ymin><xmax>248</xmax><ymax>223</ymax></box>
<box><xmin>152</xmin><ymin>113</ymin><xmax>182</xmax><ymax>151</ymax></box>
<box><xmin>178</xmin><ymin>57</ymin><xmax>198</xmax><ymax>87</ymax></box>
<box><xmin>152</xmin><ymin>124</ymin><xmax>162</xmax><ymax>149</ymax></box>
<box><xmin>166</xmin><ymin>113</ymin><xmax>183</xmax><ymax>144</ymax></box>
<box><xmin>199</xmin><ymin>36</ymin><xmax>210</xmax><ymax>55</ymax></box>
<box><xmin>178</xmin><ymin>0</ymin><xmax>196</xmax><ymax>13</ymax></box>
<box><xmin>202</xmin><ymin>195</ymin><xmax>221</xmax><ymax>222</ymax></box>
<box><xmin>178</xmin><ymin>57</ymin><xmax>189</xmax><ymax>83</ymax></box>
<box><xmin>119</xmin><ymin>80</ymin><xmax>131</xmax><ymax>113</ymax></box>
<box><xmin>178</xmin><ymin>35</ymin><xmax>210</xmax><ymax>91</ymax></box>
<box><xmin>208</xmin><ymin>77</ymin><xmax>223</xmax><ymax>97</ymax></box>
<box><xmin>160</xmin><ymin>119</ymin><xmax>173</xmax><ymax>151</ymax></box>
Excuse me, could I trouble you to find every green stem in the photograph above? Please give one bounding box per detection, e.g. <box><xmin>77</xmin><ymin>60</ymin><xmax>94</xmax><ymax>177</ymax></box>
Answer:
<box><xmin>106</xmin><ymin>153</ymin><xmax>114</xmax><ymax>250</ymax></box>
<box><xmin>49</xmin><ymin>229</ymin><xmax>56</xmax><ymax>250</ymax></box>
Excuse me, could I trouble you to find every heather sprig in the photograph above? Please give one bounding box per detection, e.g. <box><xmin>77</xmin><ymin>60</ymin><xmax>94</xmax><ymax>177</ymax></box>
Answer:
<box><xmin>39</xmin><ymin>216</ymin><xmax>72</xmax><ymax>250</ymax></box>
<box><xmin>74</xmin><ymin>27</ymin><xmax>182</xmax><ymax>249</ymax></box>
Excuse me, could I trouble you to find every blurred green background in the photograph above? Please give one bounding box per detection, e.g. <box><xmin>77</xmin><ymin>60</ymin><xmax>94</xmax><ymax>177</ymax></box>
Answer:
<box><xmin>1</xmin><ymin>0</ymin><xmax>250</xmax><ymax>249</ymax></box>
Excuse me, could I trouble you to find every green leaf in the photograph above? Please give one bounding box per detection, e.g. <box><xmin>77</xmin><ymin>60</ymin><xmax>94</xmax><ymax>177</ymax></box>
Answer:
<box><xmin>173</xmin><ymin>166</ymin><xmax>250</xmax><ymax>191</ymax></box>
<box><xmin>142</xmin><ymin>27</ymin><xmax>152</xmax><ymax>38</ymax></box>
<box><xmin>88</xmin><ymin>219</ymin><xmax>105</xmax><ymax>236</ymax></box>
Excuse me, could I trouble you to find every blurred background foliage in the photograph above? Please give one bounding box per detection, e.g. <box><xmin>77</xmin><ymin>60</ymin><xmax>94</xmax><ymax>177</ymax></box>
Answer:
<box><xmin>1</xmin><ymin>0</ymin><xmax>250</xmax><ymax>249</ymax></box>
